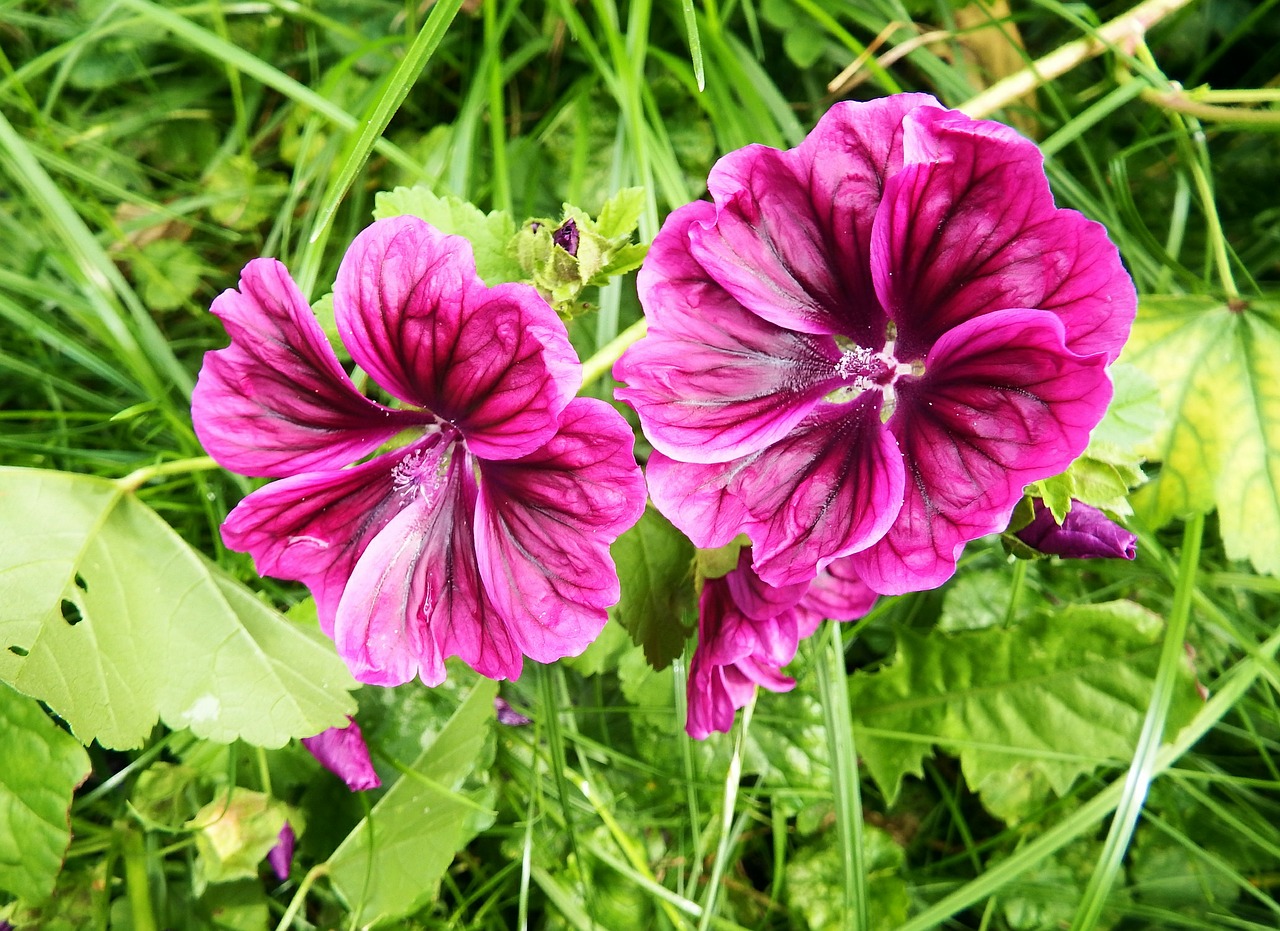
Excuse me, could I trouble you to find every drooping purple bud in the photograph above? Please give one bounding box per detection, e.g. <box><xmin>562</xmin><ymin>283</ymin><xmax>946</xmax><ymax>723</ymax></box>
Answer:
<box><xmin>552</xmin><ymin>218</ymin><xmax>579</xmax><ymax>257</ymax></box>
<box><xmin>301</xmin><ymin>717</ymin><xmax>381</xmax><ymax>791</ymax></box>
<box><xmin>267</xmin><ymin>821</ymin><xmax>295</xmax><ymax>881</ymax></box>
<box><xmin>1015</xmin><ymin>499</ymin><xmax>1137</xmax><ymax>560</ymax></box>
<box><xmin>494</xmin><ymin>696</ymin><xmax>532</xmax><ymax>726</ymax></box>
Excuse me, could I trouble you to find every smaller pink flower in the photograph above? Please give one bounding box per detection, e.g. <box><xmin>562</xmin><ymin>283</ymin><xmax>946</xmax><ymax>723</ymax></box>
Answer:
<box><xmin>686</xmin><ymin>550</ymin><xmax>876</xmax><ymax>739</ymax></box>
<box><xmin>192</xmin><ymin>216</ymin><xmax>646</xmax><ymax>686</ymax></box>
<box><xmin>301</xmin><ymin>717</ymin><xmax>380</xmax><ymax>791</ymax></box>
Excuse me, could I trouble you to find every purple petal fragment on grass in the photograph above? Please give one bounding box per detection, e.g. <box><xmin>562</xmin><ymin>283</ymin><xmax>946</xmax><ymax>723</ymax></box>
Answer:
<box><xmin>267</xmin><ymin>822</ymin><xmax>295</xmax><ymax>882</ymax></box>
<box><xmin>617</xmin><ymin>94</ymin><xmax>1136</xmax><ymax>598</ymax></box>
<box><xmin>192</xmin><ymin>216</ymin><xmax>645</xmax><ymax>689</ymax></box>
<box><xmin>302</xmin><ymin>718</ymin><xmax>380</xmax><ymax>791</ymax></box>
<box><xmin>1015</xmin><ymin>499</ymin><xmax>1137</xmax><ymax>559</ymax></box>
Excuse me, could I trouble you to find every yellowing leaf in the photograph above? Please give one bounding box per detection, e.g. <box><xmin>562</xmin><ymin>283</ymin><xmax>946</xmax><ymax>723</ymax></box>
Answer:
<box><xmin>0</xmin><ymin>467</ymin><xmax>357</xmax><ymax>749</ymax></box>
<box><xmin>1120</xmin><ymin>295</ymin><xmax>1280</xmax><ymax>575</ymax></box>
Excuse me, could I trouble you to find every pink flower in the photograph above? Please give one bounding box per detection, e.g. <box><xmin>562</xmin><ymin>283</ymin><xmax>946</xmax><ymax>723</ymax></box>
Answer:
<box><xmin>1015</xmin><ymin>499</ymin><xmax>1137</xmax><ymax>560</ymax></box>
<box><xmin>193</xmin><ymin>216</ymin><xmax>646</xmax><ymax>686</ymax></box>
<box><xmin>687</xmin><ymin>550</ymin><xmax>876</xmax><ymax>739</ymax></box>
<box><xmin>615</xmin><ymin>95</ymin><xmax>1135</xmax><ymax>595</ymax></box>
<box><xmin>301</xmin><ymin>717</ymin><xmax>380</xmax><ymax>791</ymax></box>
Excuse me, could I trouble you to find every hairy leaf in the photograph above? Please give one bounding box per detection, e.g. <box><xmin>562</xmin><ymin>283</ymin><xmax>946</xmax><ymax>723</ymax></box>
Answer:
<box><xmin>0</xmin><ymin>682</ymin><xmax>91</xmax><ymax>902</ymax></box>
<box><xmin>328</xmin><ymin>678</ymin><xmax>498</xmax><ymax>926</ymax></box>
<box><xmin>848</xmin><ymin>601</ymin><xmax>1203</xmax><ymax>822</ymax></box>
<box><xmin>610</xmin><ymin>506</ymin><xmax>696</xmax><ymax>670</ymax></box>
<box><xmin>373</xmin><ymin>185</ymin><xmax>523</xmax><ymax>285</ymax></box>
<box><xmin>1121</xmin><ymin>295</ymin><xmax>1280</xmax><ymax>575</ymax></box>
<box><xmin>0</xmin><ymin>467</ymin><xmax>357</xmax><ymax>750</ymax></box>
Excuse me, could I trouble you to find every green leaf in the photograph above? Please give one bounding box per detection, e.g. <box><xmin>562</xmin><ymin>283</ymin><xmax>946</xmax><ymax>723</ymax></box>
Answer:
<box><xmin>0</xmin><ymin>467</ymin><xmax>357</xmax><ymax>750</ymax></box>
<box><xmin>134</xmin><ymin>239</ymin><xmax>208</xmax><ymax>312</ymax></box>
<box><xmin>785</xmin><ymin>823</ymin><xmax>909</xmax><ymax>931</ymax></box>
<box><xmin>0</xmin><ymin>682</ymin><xmax>91</xmax><ymax>902</ymax></box>
<box><xmin>594</xmin><ymin>187</ymin><xmax>646</xmax><ymax>240</ymax></box>
<box><xmin>610</xmin><ymin>506</ymin><xmax>696</xmax><ymax>670</ymax></box>
<box><xmin>938</xmin><ymin>570</ymin><xmax>1014</xmax><ymax>632</ymax></box>
<box><xmin>328</xmin><ymin>679</ymin><xmax>499</xmax><ymax>926</ymax></box>
<box><xmin>1121</xmin><ymin>295</ymin><xmax>1280</xmax><ymax>575</ymax></box>
<box><xmin>186</xmin><ymin>789</ymin><xmax>289</xmax><ymax>888</ymax></box>
<box><xmin>373</xmin><ymin>185</ymin><xmax>524</xmax><ymax>285</ymax></box>
<box><xmin>1087</xmin><ymin>363</ymin><xmax>1163</xmax><ymax>467</ymax></box>
<box><xmin>848</xmin><ymin>601</ymin><xmax>1203</xmax><ymax>823</ymax></box>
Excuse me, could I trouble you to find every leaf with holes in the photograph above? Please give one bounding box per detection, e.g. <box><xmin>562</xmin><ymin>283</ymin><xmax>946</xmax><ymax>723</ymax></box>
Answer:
<box><xmin>1120</xmin><ymin>295</ymin><xmax>1280</xmax><ymax>575</ymax></box>
<box><xmin>0</xmin><ymin>467</ymin><xmax>357</xmax><ymax>750</ymax></box>
<box><xmin>0</xmin><ymin>682</ymin><xmax>91</xmax><ymax>902</ymax></box>
<box><xmin>848</xmin><ymin>601</ymin><xmax>1202</xmax><ymax>823</ymax></box>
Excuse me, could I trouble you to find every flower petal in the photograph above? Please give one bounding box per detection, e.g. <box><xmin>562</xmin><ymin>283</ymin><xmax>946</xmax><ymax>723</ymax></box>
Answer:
<box><xmin>648</xmin><ymin>397</ymin><xmax>906</xmax><ymax>587</ymax></box>
<box><xmin>687</xmin><ymin>94</ymin><xmax>944</xmax><ymax>339</ymax></box>
<box><xmin>853</xmin><ymin>309</ymin><xmax>1111</xmax><ymax>593</ymax></box>
<box><xmin>268</xmin><ymin>822</ymin><xmax>295</xmax><ymax>881</ymax></box>
<box><xmin>617</xmin><ymin>201</ymin><xmax>835</xmax><ymax>463</ymax></box>
<box><xmin>799</xmin><ymin>556</ymin><xmax>878</xmax><ymax>630</ymax></box>
<box><xmin>192</xmin><ymin>258</ymin><xmax>420</xmax><ymax>478</ymax></box>
<box><xmin>474</xmin><ymin>398</ymin><xmax>647</xmax><ymax>664</ymax></box>
<box><xmin>685</xmin><ymin>550</ymin><xmax>808</xmax><ymax>739</ymax></box>
<box><xmin>301</xmin><ymin>717</ymin><xmax>381</xmax><ymax>791</ymax></box>
<box><xmin>875</xmin><ymin>110</ymin><xmax>1136</xmax><ymax>363</ymax></box>
<box><xmin>1015</xmin><ymin>499</ymin><xmax>1137</xmax><ymax>559</ymax></box>
<box><xmin>220</xmin><ymin>437</ymin><xmax>443</xmax><ymax>636</ymax></box>
<box><xmin>335</xmin><ymin>216</ymin><xmax>579</xmax><ymax>461</ymax></box>
<box><xmin>333</xmin><ymin>456</ymin><xmax>522</xmax><ymax>686</ymax></box>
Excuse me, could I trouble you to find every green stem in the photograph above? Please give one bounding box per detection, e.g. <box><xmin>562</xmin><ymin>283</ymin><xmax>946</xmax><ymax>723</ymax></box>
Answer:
<box><xmin>580</xmin><ymin>317</ymin><xmax>648</xmax><ymax>389</ymax></box>
<box><xmin>117</xmin><ymin>456</ymin><xmax>221</xmax><ymax>493</ymax></box>
<box><xmin>1069</xmin><ymin>513</ymin><xmax>1204</xmax><ymax>931</ymax></box>
<box><xmin>275</xmin><ymin>864</ymin><xmax>328</xmax><ymax>931</ymax></box>
<box><xmin>696</xmin><ymin>694</ymin><xmax>753</xmax><ymax>931</ymax></box>
<box><xmin>817</xmin><ymin>620</ymin><xmax>867</xmax><ymax>931</ymax></box>
<box><xmin>121</xmin><ymin>825</ymin><xmax>158</xmax><ymax>931</ymax></box>
<box><xmin>1003</xmin><ymin>558</ymin><xmax>1028</xmax><ymax>627</ymax></box>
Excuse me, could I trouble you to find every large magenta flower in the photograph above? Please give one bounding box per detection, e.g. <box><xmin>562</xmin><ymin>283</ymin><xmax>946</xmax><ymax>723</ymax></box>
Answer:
<box><xmin>687</xmin><ymin>550</ymin><xmax>876</xmax><ymax>739</ymax></box>
<box><xmin>193</xmin><ymin>216</ymin><xmax>646</xmax><ymax>686</ymax></box>
<box><xmin>615</xmin><ymin>94</ymin><xmax>1136</xmax><ymax>594</ymax></box>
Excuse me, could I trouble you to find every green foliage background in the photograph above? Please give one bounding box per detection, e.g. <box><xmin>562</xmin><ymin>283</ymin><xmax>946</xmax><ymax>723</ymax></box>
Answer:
<box><xmin>2</xmin><ymin>0</ymin><xmax>1280</xmax><ymax>928</ymax></box>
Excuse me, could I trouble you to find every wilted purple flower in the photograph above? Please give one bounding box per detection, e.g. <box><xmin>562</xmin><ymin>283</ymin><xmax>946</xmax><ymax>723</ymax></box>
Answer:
<box><xmin>552</xmin><ymin>218</ymin><xmax>580</xmax><ymax>257</ymax></box>
<box><xmin>615</xmin><ymin>95</ymin><xmax>1135</xmax><ymax>595</ymax></box>
<box><xmin>301</xmin><ymin>717</ymin><xmax>381</xmax><ymax>791</ymax></box>
<box><xmin>192</xmin><ymin>216</ymin><xmax>646</xmax><ymax>686</ymax></box>
<box><xmin>267</xmin><ymin>821</ymin><xmax>295</xmax><ymax>881</ymax></box>
<box><xmin>687</xmin><ymin>550</ymin><xmax>876</xmax><ymax>739</ymax></box>
<box><xmin>1015</xmin><ymin>499</ymin><xmax>1137</xmax><ymax>560</ymax></box>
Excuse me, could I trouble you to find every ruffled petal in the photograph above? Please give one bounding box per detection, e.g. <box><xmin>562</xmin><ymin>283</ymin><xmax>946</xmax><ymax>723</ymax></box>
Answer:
<box><xmin>687</xmin><ymin>94</ymin><xmax>944</xmax><ymax>340</ymax></box>
<box><xmin>192</xmin><ymin>258</ymin><xmax>421</xmax><ymax>478</ymax></box>
<box><xmin>220</xmin><ymin>437</ymin><xmax>445</xmax><ymax>636</ymax></box>
<box><xmin>333</xmin><ymin>456</ymin><xmax>521</xmax><ymax>686</ymax></box>
<box><xmin>647</xmin><ymin>397</ymin><xmax>906</xmax><ymax>587</ymax></box>
<box><xmin>875</xmin><ymin>110</ymin><xmax>1136</xmax><ymax>363</ymax></box>
<box><xmin>300</xmin><ymin>717</ymin><xmax>381</xmax><ymax>790</ymax></box>
<box><xmin>617</xmin><ymin>201</ymin><xmax>835</xmax><ymax>463</ymax></box>
<box><xmin>685</xmin><ymin>550</ymin><xmax>808</xmax><ymax>739</ymax></box>
<box><xmin>853</xmin><ymin>309</ymin><xmax>1111</xmax><ymax>593</ymax></box>
<box><xmin>334</xmin><ymin>216</ymin><xmax>579</xmax><ymax>461</ymax></box>
<box><xmin>798</xmin><ymin>556</ymin><xmax>878</xmax><ymax>634</ymax></box>
<box><xmin>474</xmin><ymin>398</ymin><xmax>647</xmax><ymax>664</ymax></box>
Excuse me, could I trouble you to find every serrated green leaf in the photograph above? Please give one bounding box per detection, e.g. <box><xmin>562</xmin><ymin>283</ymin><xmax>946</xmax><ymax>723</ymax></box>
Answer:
<box><xmin>595</xmin><ymin>187</ymin><xmax>646</xmax><ymax>240</ymax></box>
<box><xmin>938</xmin><ymin>570</ymin><xmax>1014</xmax><ymax>632</ymax></box>
<box><xmin>849</xmin><ymin>601</ymin><xmax>1202</xmax><ymax>823</ymax></box>
<box><xmin>1121</xmin><ymin>295</ymin><xmax>1280</xmax><ymax>575</ymax></box>
<box><xmin>373</xmin><ymin>185</ymin><xmax>524</xmax><ymax>285</ymax></box>
<box><xmin>1087</xmin><ymin>363</ymin><xmax>1163</xmax><ymax>466</ymax></box>
<box><xmin>0</xmin><ymin>467</ymin><xmax>357</xmax><ymax>750</ymax></box>
<box><xmin>785</xmin><ymin>823</ymin><xmax>909</xmax><ymax>931</ymax></box>
<box><xmin>610</xmin><ymin>506</ymin><xmax>696</xmax><ymax>670</ymax></box>
<box><xmin>328</xmin><ymin>679</ymin><xmax>498</xmax><ymax>926</ymax></box>
<box><xmin>0</xmin><ymin>682</ymin><xmax>91</xmax><ymax>902</ymax></box>
<box><xmin>134</xmin><ymin>238</ymin><xmax>207</xmax><ymax>312</ymax></box>
<box><xmin>1030</xmin><ymin>472</ymin><xmax>1075</xmax><ymax>522</ymax></box>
